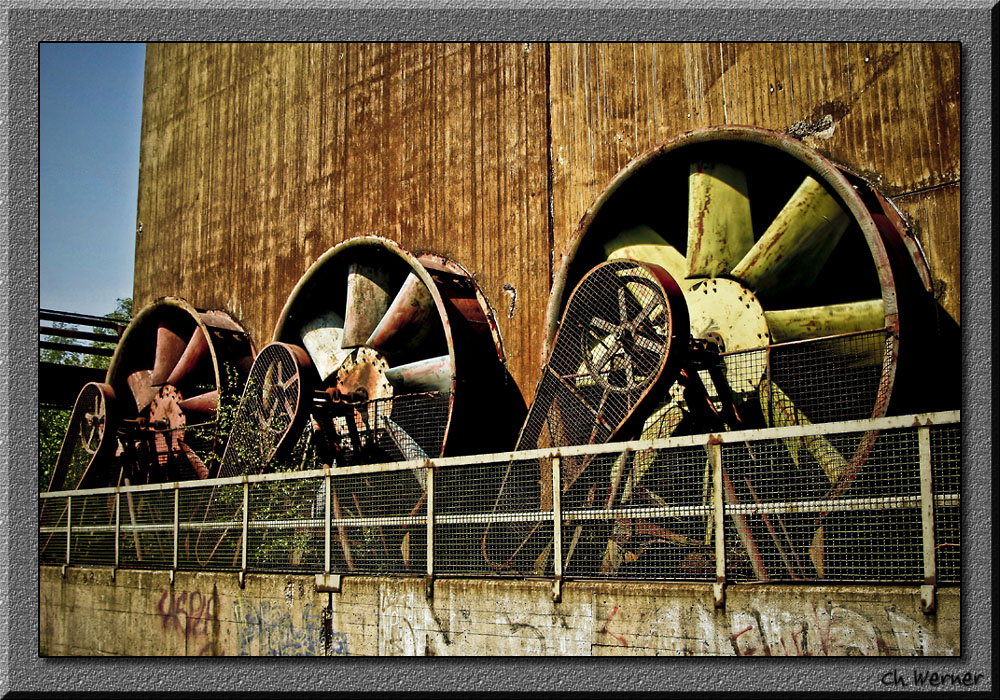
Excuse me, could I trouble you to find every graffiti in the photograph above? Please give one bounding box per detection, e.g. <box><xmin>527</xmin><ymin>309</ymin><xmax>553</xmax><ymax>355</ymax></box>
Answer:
<box><xmin>728</xmin><ymin>604</ymin><xmax>899</xmax><ymax>656</ymax></box>
<box><xmin>156</xmin><ymin>588</ymin><xmax>220</xmax><ymax>656</ymax></box>
<box><xmin>232</xmin><ymin>599</ymin><xmax>345</xmax><ymax>656</ymax></box>
<box><xmin>599</xmin><ymin>605</ymin><xmax>629</xmax><ymax>647</ymax></box>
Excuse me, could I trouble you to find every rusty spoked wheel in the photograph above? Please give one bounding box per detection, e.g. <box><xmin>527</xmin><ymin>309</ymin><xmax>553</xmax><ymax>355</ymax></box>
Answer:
<box><xmin>545</xmin><ymin>126</ymin><xmax>952</xmax><ymax>581</ymax></box>
<box><xmin>105</xmin><ymin>297</ymin><xmax>255</xmax><ymax>485</ymax></box>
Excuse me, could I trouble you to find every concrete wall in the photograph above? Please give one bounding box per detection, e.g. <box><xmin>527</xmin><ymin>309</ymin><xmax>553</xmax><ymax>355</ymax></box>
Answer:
<box><xmin>40</xmin><ymin>566</ymin><xmax>958</xmax><ymax>657</ymax></box>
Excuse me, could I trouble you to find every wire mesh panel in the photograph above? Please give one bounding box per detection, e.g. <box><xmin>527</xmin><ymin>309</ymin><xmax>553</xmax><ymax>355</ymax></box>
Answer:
<box><xmin>564</xmin><ymin>447</ymin><xmax>717</xmax><ymax>580</ymax></box>
<box><xmin>246</xmin><ymin>477</ymin><xmax>325</xmax><ymax>573</ymax></box>
<box><xmin>69</xmin><ymin>492</ymin><xmax>117</xmax><ymax>566</ymax></box>
<box><xmin>118</xmin><ymin>489</ymin><xmax>175</xmax><ymax>570</ymax></box>
<box><xmin>765</xmin><ymin>330</ymin><xmax>892</xmax><ymax>425</ymax></box>
<box><xmin>181</xmin><ymin>483</ymin><xmax>243</xmax><ymax>571</ymax></box>
<box><xmin>328</xmin><ymin>470</ymin><xmax>426</xmax><ymax>575</ymax></box>
<box><xmin>931</xmin><ymin>424</ymin><xmax>961</xmax><ymax>584</ymax></box>
<box><xmin>723</xmin><ymin>427</ymin><xmax>923</xmax><ymax>583</ymax></box>
<box><xmin>39</xmin><ymin>496</ymin><xmax>69</xmax><ymax>564</ymax></box>
<box><xmin>459</xmin><ymin>458</ymin><xmax>554</xmax><ymax>577</ymax></box>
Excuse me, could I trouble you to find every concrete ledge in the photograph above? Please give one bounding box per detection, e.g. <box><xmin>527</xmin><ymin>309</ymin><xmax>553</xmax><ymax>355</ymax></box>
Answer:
<box><xmin>40</xmin><ymin>566</ymin><xmax>959</xmax><ymax>656</ymax></box>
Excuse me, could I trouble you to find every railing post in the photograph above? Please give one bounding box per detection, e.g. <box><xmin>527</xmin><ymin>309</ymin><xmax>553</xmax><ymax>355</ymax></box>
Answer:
<box><xmin>551</xmin><ymin>455</ymin><xmax>563</xmax><ymax>603</ymax></box>
<box><xmin>425</xmin><ymin>464</ymin><xmax>435</xmax><ymax>599</ymax></box>
<box><xmin>64</xmin><ymin>495</ymin><xmax>72</xmax><ymax>577</ymax></box>
<box><xmin>171</xmin><ymin>486</ymin><xmax>179</xmax><ymax>584</ymax></box>
<box><xmin>710</xmin><ymin>440</ymin><xmax>726</xmax><ymax>608</ymax></box>
<box><xmin>324</xmin><ymin>473</ymin><xmax>332</xmax><ymax>575</ymax></box>
<box><xmin>113</xmin><ymin>490</ymin><xmax>120</xmax><ymax>579</ymax></box>
<box><xmin>239</xmin><ymin>480</ymin><xmax>249</xmax><ymax>588</ymax></box>
<box><xmin>918</xmin><ymin>425</ymin><xmax>937</xmax><ymax>613</ymax></box>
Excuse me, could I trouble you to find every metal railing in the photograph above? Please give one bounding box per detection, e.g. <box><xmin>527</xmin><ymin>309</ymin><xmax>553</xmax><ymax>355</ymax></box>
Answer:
<box><xmin>39</xmin><ymin>411</ymin><xmax>960</xmax><ymax>605</ymax></box>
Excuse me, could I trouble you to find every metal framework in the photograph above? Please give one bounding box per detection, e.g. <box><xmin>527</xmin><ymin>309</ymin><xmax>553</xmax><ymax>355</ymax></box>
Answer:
<box><xmin>40</xmin><ymin>411</ymin><xmax>959</xmax><ymax>607</ymax></box>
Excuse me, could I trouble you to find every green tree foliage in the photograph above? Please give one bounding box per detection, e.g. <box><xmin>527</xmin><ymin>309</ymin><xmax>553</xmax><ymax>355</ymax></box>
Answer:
<box><xmin>39</xmin><ymin>298</ymin><xmax>132</xmax><ymax>492</ymax></box>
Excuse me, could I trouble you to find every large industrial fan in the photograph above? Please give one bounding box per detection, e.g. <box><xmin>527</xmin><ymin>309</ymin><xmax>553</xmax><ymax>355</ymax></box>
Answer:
<box><xmin>205</xmin><ymin>235</ymin><xmax>520</xmax><ymax>572</ymax></box>
<box><xmin>490</xmin><ymin>126</ymin><xmax>957</xmax><ymax>580</ymax></box>
<box><xmin>43</xmin><ymin>297</ymin><xmax>255</xmax><ymax>563</ymax></box>
<box><xmin>46</xmin><ymin>297</ymin><xmax>255</xmax><ymax>491</ymax></box>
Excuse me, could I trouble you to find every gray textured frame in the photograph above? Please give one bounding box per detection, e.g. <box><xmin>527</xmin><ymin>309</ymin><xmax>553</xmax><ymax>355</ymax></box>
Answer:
<box><xmin>2</xmin><ymin>2</ymin><xmax>993</xmax><ymax>694</ymax></box>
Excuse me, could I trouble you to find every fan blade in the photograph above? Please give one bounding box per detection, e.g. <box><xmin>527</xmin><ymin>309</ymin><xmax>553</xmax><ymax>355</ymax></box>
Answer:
<box><xmin>604</xmin><ymin>225</ymin><xmax>687</xmax><ymax>282</ymax></box>
<box><xmin>177</xmin><ymin>390</ymin><xmax>219</xmax><ymax>417</ymax></box>
<box><xmin>164</xmin><ymin>328</ymin><xmax>210</xmax><ymax>387</ymax></box>
<box><xmin>731</xmin><ymin>176</ymin><xmax>850</xmax><ymax>296</ymax></box>
<box><xmin>299</xmin><ymin>311</ymin><xmax>351</xmax><ymax>382</ymax></box>
<box><xmin>685</xmin><ymin>161</ymin><xmax>753</xmax><ymax>277</ymax></box>
<box><xmin>382</xmin><ymin>415</ymin><xmax>428</xmax><ymax>489</ymax></box>
<box><xmin>621</xmin><ymin>399</ymin><xmax>684</xmax><ymax>504</ymax></box>
<box><xmin>127</xmin><ymin>369</ymin><xmax>156</xmax><ymax>412</ymax></box>
<box><xmin>342</xmin><ymin>263</ymin><xmax>392</xmax><ymax>347</ymax></box>
<box><xmin>384</xmin><ymin>355</ymin><xmax>452</xmax><ymax>394</ymax></box>
<box><xmin>765</xmin><ymin>299</ymin><xmax>884</xmax><ymax>342</ymax></box>
<box><xmin>149</xmin><ymin>323</ymin><xmax>187</xmax><ymax>386</ymax></box>
<box><xmin>178</xmin><ymin>440</ymin><xmax>210</xmax><ymax>479</ymax></box>
<box><xmin>759</xmin><ymin>379</ymin><xmax>848</xmax><ymax>484</ymax></box>
<box><xmin>365</xmin><ymin>272</ymin><xmax>436</xmax><ymax>358</ymax></box>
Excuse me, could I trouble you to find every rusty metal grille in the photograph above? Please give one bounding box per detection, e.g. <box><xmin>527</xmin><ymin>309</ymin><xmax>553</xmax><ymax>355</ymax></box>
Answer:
<box><xmin>39</xmin><ymin>496</ymin><xmax>69</xmax><ymax>564</ymax></box>
<box><xmin>181</xmin><ymin>484</ymin><xmax>242</xmax><ymax>571</ymax></box>
<box><xmin>246</xmin><ymin>478</ymin><xmax>324</xmax><ymax>573</ymax></box>
<box><xmin>519</xmin><ymin>261</ymin><xmax>673</xmax><ymax>453</ymax></box>
<box><xmin>931</xmin><ymin>424</ymin><xmax>960</xmax><ymax>584</ymax></box>
<box><xmin>763</xmin><ymin>330</ymin><xmax>892</xmax><ymax>425</ymax></box>
<box><xmin>437</xmin><ymin>458</ymin><xmax>551</xmax><ymax>577</ymax></box>
<box><xmin>118</xmin><ymin>489</ymin><xmax>174</xmax><ymax>569</ymax></box>
<box><xmin>722</xmin><ymin>427</ymin><xmax>923</xmax><ymax>583</ymax></box>
<box><xmin>317</xmin><ymin>391</ymin><xmax>451</xmax><ymax>467</ymax></box>
<box><xmin>327</xmin><ymin>471</ymin><xmax>426</xmax><ymax>575</ymax></box>
<box><xmin>40</xmin><ymin>412</ymin><xmax>959</xmax><ymax>588</ymax></box>
<box><xmin>563</xmin><ymin>448</ymin><xmax>716</xmax><ymax>580</ymax></box>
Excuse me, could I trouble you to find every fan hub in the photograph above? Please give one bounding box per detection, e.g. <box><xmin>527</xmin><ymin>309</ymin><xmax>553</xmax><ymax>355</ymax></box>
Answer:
<box><xmin>333</xmin><ymin>347</ymin><xmax>393</xmax><ymax>403</ymax></box>
<box><xmin>681</xmin><ymin>277</ymin><xmax>768</xmax><ymax>395</ymax></box>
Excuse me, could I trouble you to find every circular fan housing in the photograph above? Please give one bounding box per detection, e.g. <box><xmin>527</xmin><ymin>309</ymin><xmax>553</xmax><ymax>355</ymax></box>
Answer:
<box><xmin>547</xmin><ymin>125</ymin><xmax>950</xmax><ymax>428</ymax></box>
<box><xmin>274</xmin><ymin>235</ymin><xmax>517</xmax><ymax>466</ymax></box>
<box><xmin>105</xmin><ymin>297</ymin><xmax>255</xmax><ymax>484</ymax></box>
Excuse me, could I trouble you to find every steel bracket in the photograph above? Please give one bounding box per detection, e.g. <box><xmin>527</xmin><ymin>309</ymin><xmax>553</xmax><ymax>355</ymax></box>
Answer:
<box><xmin>713</xmin><ymin>581</ymin><xmax>726</xmax><ymax>608</ymax></box>
<box><xmin>238</xmin><ymin>570</ymin><xmax>246</xmax><ymax>589</ymax></box>
<box><xmin>110</xmin><ymin>567</ymin><xmax>116</xmax><ymax>582</ymax></box>
<box><xmin>169</xmin><ymin>569</ymin><xmax>175</xmax><ymax>586</ymax></box>
<box><xmin>315</xmin><ymin>573</ymin><xmax>342</xmax><ymax>593</ymax></box>
<box><xmin>552</xmin><ymin>576</ymin><xmax>563</xmax><ymax>604</ymax></box>
<box><xmin>921</xmin><ymin>584</ymin><xmax>936</xmax><ymax>614</ymax></box>
<box><xmin>60</xmin><ymin>565</ymin><xmax>68</xmax><ymax>579</ymax></box>
<box><xmin>425</xmin><ymin>575</ymin><xmax>434</xmax><ymax>600</ymax></box>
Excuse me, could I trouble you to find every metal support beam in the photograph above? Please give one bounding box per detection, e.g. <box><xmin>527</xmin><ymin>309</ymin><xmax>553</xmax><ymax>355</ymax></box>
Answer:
<box><xmin>552</xmin><ymin>455</ymin><xmax>563</xmax><ymax>603</ymax></box>
<box><xmin>710</xmin><ymin>441</ymin><xmax>726</xmax><ymax>608</ymax></box>
<box><xmin>64</xmin><ymin>496</ymin><xmax>72</xmax><ymax>577</ymax></box>
<box><xmin>113</xmin><ymin>491</ymin><xmax>120</xmax><ymax>580</ymax></box>
<box><xmin>918</xmin><ymin>426</ymin><xmax>937</xmax><ymax>614</ymax></box>
<box><xmin>240</xmin><ymin>481</ymin><xmax>249</xmax><ymax>588</ymax></box>
<box><xmin>425</xmin><ymin>464</ymin><xmax>435</xmax><ymax>599</ymax></box>
<box><xmin>172</xmin><ymin>487</ymin><xmax>179</xmax><ymax>573</ymax></box>
<box><xmin>324</xmin><ymin>473</ymin><xmax>332</xmax><ymax>575</ymax></box>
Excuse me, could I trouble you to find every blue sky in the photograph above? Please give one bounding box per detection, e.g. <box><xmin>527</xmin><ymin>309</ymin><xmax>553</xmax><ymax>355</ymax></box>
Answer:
<box><xmin>40</xmin><ymin>42</ymin><xmax>146</xmax><ymax>318</ymax></box>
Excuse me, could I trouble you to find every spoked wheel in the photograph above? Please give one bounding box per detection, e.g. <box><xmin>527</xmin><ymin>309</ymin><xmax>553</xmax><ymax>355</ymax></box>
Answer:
<box><xmin>543</xmin><ymin>126</ymin><xmax>953</xmax><ymax>581</ymax></box>
<box><xmin>106</xmin><ymin>297</ymin><xmax>255</xmax><ymax>484</ymax></box>
<box><xmin>46</xmin><ymin>382</ymin><xmax>118</xmax><ymax>492</ymax></box>
<box><xmin>483</xmin><ymin>260</ymin><xmax>688</xmax><ymax>575</ymax></box>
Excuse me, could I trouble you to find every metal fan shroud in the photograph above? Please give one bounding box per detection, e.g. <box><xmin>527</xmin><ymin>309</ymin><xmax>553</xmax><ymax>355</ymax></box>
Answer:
<box><xmin>271</xmin><ymin>235</ymin><xmax>512</xmax><ymax>471</ymax></box>
<box><xmin>103</xmin><ymin>297</ymin><xmax>255</xmax><ymax>485</ymax></box>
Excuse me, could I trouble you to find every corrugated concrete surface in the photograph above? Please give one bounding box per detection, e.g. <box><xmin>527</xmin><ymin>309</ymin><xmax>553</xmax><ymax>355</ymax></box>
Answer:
<box><xmin>40</xmin><ymin>566</ymin><xmax>958</xmax><ymax>657</ymax></box>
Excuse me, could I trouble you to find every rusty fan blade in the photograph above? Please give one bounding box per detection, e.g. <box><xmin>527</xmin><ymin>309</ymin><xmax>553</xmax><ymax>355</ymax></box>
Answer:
<box><xmin>164</xmin><ymin>327</ymin><xmax>210</xmax><ymax>387</ymax></box>
<box><xmin>127</xmin><ymin>369</ymin><xmax>156</xmax><ymax>412</ymax></box>
<box><xmin>177</xmin><ymin>390</ymin><xmax>219</xmax><ymax>417</ymax></box>
<box><xmin>731</xmin><ymin>176</ymin><xmax>850</xmax><ymax>296</ymax></box>
<box><xmin>149</xmin><ymin>322</ymin><xmax>187</xmax><ymax>386</ymax></box>
<box><xmin>365</xmin><ymin>272</ymin><xmax>436</xmax><ymax>358</ymax></box>
<box><xmin>342</xmin><ymin>262</ymin><xmax>392</xmax><ymax>347</ymax></box>
<box><xmin>384</xmin><ymin>355</ymin><xmax>452</xmax><ymax>394</ymax></box>
<box><xmin>604</xmin><ymin>225</ymin><xmax>687</xmax><ymax>282</ymax></box>
<box><xmin>299</xmin><ymin>310</ymin><xmax>350</xmax><ymax>382</ymax></box>
<box><xmin>685</xmin><ymin>161</ymin><xmax>753</xmax><ymax>278</ymax></box>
